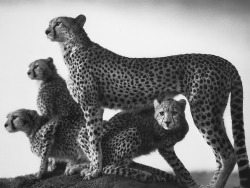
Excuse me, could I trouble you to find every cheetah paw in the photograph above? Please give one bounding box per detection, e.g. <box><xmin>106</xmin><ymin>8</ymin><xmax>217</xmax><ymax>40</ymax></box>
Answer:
<box><xmin>35</xmin><ymin>172</ymin><xmax>44</xmax><ymax>179</ymax></box>
<box><xmin>65</xmin><ymin>166</ymin><xmax>78</xmax><ymax>176</ymax></box>
<box><xmin>80</xmin><ymin>168</ymin><xmax>101</xmax><ymax>180</ymax></box>
<box><xmin>47</xmin><ymin>158</ymin><xmax>56</xmax><ymax>172</ymax></box>
<box><xmin>65</xmin><ymin>165</ymin><xmax>86</xmax><ymax>176</ymax></box>
<box><xmin>199</xmin><ymin>185</ymin><xmax>211</xmax><ymax>188</ymax></box>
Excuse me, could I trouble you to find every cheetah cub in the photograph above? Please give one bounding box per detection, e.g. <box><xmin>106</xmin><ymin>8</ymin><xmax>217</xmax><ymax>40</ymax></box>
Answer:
<box><xmin>27</xmin><ymin>57</ymin><xmax>83</xmax><ymax>118</ymax></box>
<box><xmin>5</xmin><ymin>109</ymin><xmax>89</xmax><ymax>179</ymax></box>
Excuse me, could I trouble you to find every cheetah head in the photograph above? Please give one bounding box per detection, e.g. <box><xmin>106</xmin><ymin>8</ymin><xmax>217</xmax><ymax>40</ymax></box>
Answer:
<box><xmin>45</xmin><ymin>15</ymin><xmax>86</xmax><ymax>42</ymax></box>
<box><xmin>27</xmin><ymin>57</ymin><xmax>57</xmax><ymax>81</ymax></box>
<box><xmin>154</xmin><ymin>99</ymin><xmax>186</xmax><ymax>130</ymax></box>
<box><xmin>5</xmin><ymin>109</ymin><xmax>38</xmax><ymax>135</ymax></box>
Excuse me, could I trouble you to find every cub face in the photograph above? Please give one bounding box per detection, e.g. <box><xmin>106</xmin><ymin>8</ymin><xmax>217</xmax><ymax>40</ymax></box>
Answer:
<box><xmin>27</xmin><ymin>57</ymin><xmax>55</xmax><ymax>81</ymax></box>
<box><xmin>154</xmin><ymin>99</ymin><xmax>186</xmax><ymax>130</ymax></box>
<box><xmin>45</xmin><ymin>14</ymin><xmax>86</xmax><ymax>42</ymax></box>
<box><xmin>5</xmin><ymin>109</ymin><xmax>38</xmax><ymax>134</ymax></box>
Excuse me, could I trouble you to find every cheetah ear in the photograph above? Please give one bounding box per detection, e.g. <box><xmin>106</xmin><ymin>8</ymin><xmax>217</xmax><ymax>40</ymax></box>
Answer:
<box><xmin>46</xmin><ymin>57</ymin><xmax>53</xmax><ymax>63</ymax></box>
<box><xmin>27</xmin><ymin>110</ymin><xmax>38</xmax><ymax>120</ymax></box>
<box><xmin>75</xmin><ymin>15</ymin><xmax>86</xmax><ymax>27</ymax></box>
<box><xmin>46</xmin><ymin>57</ymin><xmax>56</xmax><ymax>72</ymax></box>
<box><xmin>153</xmin><ymin>99</ymin><xmax>160</xmax><ymax>109</ymax></box>
<box><xmin>178</xmin><ymin>99</ymin><xmax>186</xmax><ymax>111</ymax></box>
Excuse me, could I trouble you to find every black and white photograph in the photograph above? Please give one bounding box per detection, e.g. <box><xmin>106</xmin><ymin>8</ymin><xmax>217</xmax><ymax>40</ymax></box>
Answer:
<box><xmin>0</xmin><ymin>0</ymin><xmax>249</xmax><ymax>187</ymax></box>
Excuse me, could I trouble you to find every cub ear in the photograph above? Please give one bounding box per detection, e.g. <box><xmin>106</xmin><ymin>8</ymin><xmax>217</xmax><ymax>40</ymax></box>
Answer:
<box><xmin>153</xmin><ymin>99</ymin><xmax>161</xmax><ymax>109</ymax></box>
<box><xmin>46</xmin><ymin>57</ymin><xmax>56</xmax><ymax>72</ymax></box>
<box><xmin>27</xmin><ymin>110</ymin><xmax>38</xmax><ymax>120</ymax></box>
<box><xmin>75</xmin><ymin>14</ymin><xmax>86</xmax><ymax>27</ymax></box>
<box><xmin>46</xmin><ymin>57</ymin><xmax>53</xmax><ymax>63</ymax></box>
<box><xmin>178</xmin><ymin>99</ymin><xmax>186</xmax><ymax>111</ymax></box>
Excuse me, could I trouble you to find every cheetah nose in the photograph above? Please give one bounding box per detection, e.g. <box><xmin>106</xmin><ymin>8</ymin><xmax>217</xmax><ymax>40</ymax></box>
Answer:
<box><xmin>27</xmin><ymin>71</ymin><xmax>31</xmax><ymax>75</ymax></box>
<box><xmin>166</xmin><ymin>121</ymin><xmax>171</xmax><ymax>127</ymax></box>
<box><xmin>4</xmin><ymin>123</ymin><xmax>8</xmax><ymax>128</ymax></box>
<box><xmin>45</xmin><ymin>29</ymin><xmax>50</xmax><ymax>35</ymax></box>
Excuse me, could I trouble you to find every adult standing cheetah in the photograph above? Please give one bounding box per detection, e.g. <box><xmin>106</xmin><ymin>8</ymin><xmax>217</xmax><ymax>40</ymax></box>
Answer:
<box><xmin>45</xmin><ymin>14</ymin><xmax>250</xmax><ymax>188</ymax></box>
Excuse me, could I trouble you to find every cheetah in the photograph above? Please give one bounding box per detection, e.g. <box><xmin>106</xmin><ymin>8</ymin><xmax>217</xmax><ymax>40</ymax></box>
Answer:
<box><xmin>27</xmin><ymin>57</ymin><xmax>83</xmax><ymax>119</ymax></box>
<box><xmin>100</xmin><ymin>98</ymin><xmax>195</xmax><ymax>187</ymax></box>
<box><xmin>4</xmin><ymin>109</ymin><xmax>89</xmax><ymax>179</ymax></box>
<box><xmin>45</xmin><ymin>14</ymin><xmax>250</xmax><ymax>187</ymax></box>
<box><xmin>4</xmin><ymin>99</ymin><xmax>193</xmax><ymax>187</ymax></box>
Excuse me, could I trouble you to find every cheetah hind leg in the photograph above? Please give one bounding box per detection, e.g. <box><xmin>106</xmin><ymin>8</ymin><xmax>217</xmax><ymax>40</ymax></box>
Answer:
<box><xmin>103</xmin><ymin>164</ymin><xmax>169</xmax><ymax>184</ymax></box>
<box><xmin>190</xmin><ymin>102</ymin><xmax>236</xmax><ymax>188</ymax></box>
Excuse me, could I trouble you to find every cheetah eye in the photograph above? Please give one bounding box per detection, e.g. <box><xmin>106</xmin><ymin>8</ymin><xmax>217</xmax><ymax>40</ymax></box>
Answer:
<box><xmin>55</xmin><ymin>22</ymin><xmax>62</xmax><ymax>27</ymax></box>
<box><xmin>159</xmin><ymin>111</ymin><xmax>165</xmax><ymax>116</ymax></box>
<box><xmin>172</xmin><ymin>111</ymin><xmax>178</xmax><ymax>116</ymax></box>
<box><xmin>34</xmin><ymin>65</ymin><xmax>39</xmax><ymax>69</ymax></box>
<box><xmin>12</xmin><ymin>115</ymin><xmax>18</xmax><ymax>120</ymax></box>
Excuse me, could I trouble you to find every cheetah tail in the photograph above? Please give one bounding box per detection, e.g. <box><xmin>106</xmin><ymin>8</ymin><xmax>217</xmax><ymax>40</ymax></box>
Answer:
<box><xmin>230</xmin><ymin>70</ymin><xmax>250</xmax><ymax>188</ymax></box>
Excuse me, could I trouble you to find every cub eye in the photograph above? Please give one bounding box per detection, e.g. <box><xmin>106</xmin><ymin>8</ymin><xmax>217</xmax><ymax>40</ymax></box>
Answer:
<box><xmin>55</xmin><ymin>22</ymin><xmax>62</xmax><ymax>27</ymax></box>
<box><xmin>172</xmin><ymin>111</ymin><xmax>178</xmax><ymax>116</ymax></box>
<box><xmin>159</xmin><ymin>111</ymin><xmax>165</xmax><ymax>116</ymax></box>
<box><xmin>34</xmin><ymin>65</ymin><xmax>39</xmax><ymax>69</ymax></box>
<box><xmin>12</xmin><ymin>115</ymin><xmax>18</xmax><ymax>120</ymax></box>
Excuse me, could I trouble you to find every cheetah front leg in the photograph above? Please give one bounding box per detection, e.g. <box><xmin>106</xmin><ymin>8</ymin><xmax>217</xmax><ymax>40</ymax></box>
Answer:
<box><xmin>36</xmin><ymin>151</ymin><xmax>51</xmax><ymax>179</ymax></box>
<box><xmin>158</xmin><ymin>146</ymin><xmax>199</xmax><ymax>188</ymax></box>
<box><xmin>47</xmin><ymin>158</ymin><xmax>56</xmax><ymax>172</ymax></box>
<box><xmin>80</xmin><ymin>105</ymin><xmax>103</xmax><ymax>180</ymax></box>
<box><xmin>33</xmin><ymin>121</ymin><xmax>57</xmax><ymax>179</ymax></box>
<box><xmin>70</xmin><ymin>75</ymin><xmax>104</xmax><ymax>179</ymax></box>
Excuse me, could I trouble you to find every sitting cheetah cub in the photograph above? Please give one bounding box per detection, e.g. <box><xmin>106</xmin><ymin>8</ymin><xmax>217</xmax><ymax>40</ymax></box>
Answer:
<box><xmin>4</xmin><ymin>109</ymin><xmax>89</xmax><ymax>179</ymax></box>
<box><xmin>5</xmin><ymin>99</ymin><xmax>194</xmax><ymax>186</ymax></box>
<box><xmin>27</xmin><ymin>57</ymin><xmax>83</xmax><ymax>118</ymax></box>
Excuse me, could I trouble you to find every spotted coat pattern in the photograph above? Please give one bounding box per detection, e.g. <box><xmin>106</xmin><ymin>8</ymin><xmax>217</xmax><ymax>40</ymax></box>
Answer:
<box><xmin>28</xmin><ymin>57</ymin><xmax>83</xmax><ymax>119</ymax></box>
<box><xmin>45</xmin><ymin>14</ymin><xmax>250</xmax><ymax>187</ymax></box>
<box><xmin>4</xmin><ymin>99</ymin><xmax>189</xmax><ymax>186</ymax></box>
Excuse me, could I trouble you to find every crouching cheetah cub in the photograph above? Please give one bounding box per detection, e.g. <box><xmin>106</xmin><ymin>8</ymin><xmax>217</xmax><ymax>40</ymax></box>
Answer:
<box><xmin>27</xmin><ymin>57</ymin><xmax>83</xmax><ymax>118</ymax></box>
<box><xmin>4</xmin><ymin>99</ymin><xmax>194</xmax><ymax>187</ymax></box>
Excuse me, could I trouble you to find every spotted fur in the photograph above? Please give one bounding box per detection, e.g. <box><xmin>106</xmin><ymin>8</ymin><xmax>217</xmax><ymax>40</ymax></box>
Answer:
<box><xmin>28</xmin><ymin>57</ymin><xmax>83</xmax><ymax>118</ymax></box>
<box><xmin>5</xmin><ymin>109</ymin><xmax>89</xmax><ymax>179</ymax></box>
<box><xmin>45</xmin><ymin>14</ymin><xmax>250</xmax><ymax>187</ymax></box>
<box><xmin>4</xmin><ymin>99</ymin><xmax>190</xmax><ymax>186</ymax></box>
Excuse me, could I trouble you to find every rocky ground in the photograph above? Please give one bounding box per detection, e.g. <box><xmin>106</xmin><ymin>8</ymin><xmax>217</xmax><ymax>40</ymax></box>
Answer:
<box><xmin>0</xmin><ymin>163</ymin><xmax>185</xmax><ymax>188</ymax></box>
